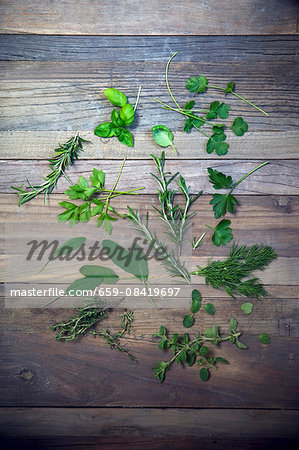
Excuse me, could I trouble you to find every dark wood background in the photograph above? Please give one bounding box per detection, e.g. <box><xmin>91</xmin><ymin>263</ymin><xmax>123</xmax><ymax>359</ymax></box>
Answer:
<box><xmin>1</xmin><ymin>1</ymin><xmax>299</xmax><ymax>448</ymax></box>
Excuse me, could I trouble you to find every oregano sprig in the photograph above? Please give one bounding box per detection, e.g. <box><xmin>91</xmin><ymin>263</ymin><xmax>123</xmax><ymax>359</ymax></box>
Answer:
<box><xmin>12</xmin><ymin>134</ymin><xmax>88</xmax><ymax>205</ymax></box>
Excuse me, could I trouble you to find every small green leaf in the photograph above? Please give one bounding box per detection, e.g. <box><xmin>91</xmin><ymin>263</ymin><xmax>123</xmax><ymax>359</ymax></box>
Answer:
<box><xmin>152</xmin><ymin>125</ymin><xmax>176</xmax><ymax>153</ymax></box>
<box><xmin>119</xmin><ymin>103</ymin><xmax>135</xmax><ymax>126</ymax></box>
<box><xmin>204</xmin><ymin>303</ymin><xmax>216</xmax><ymax>315</ymax></box>
<box><xmin>184</xmin><ymin>100</ymin><xmax>195</xmax><ymax>110</ymax></box>
<box><xmin>186</xmin><ymin>75</ymin><xmax>208</xmax><ymax>94</ymax></box>
<box><xmin>241</xmin><ymin>302</ymin><xmax>253</xmax><ymax>315</ymax></box>
<box><xmin>224</xmin><ymin>81</ymin><xmax>235</xmax><ymax>94</ymax></box>
<box><xmin>199</xmin><ymin>367</ymin><xmax>210</xmax><ymax>382</ymax></box>
<box><xmin>210</xmin><ymin>219</ymin><xmax>233</xmax><ymax>246</ymax></box>
<box><xmin>215</xmin><ymin>357</ymin><xmax>229</xmax><ymax>364</ymax></box>
<box><xmin>210</xmin><ymin>193</ymin><xmax>238</xmax><ymax>219</ymax></box>
<box><xmin>207</xmin><ymin>168</ymin><xmax>233</xmax><ymax>190</ymax></box>
<box><xmin>183</xmin><ymin>314</ymin><xmax>194</xmax><ymax>328</ymax></box>
<box><xmin>199</xmin><ymin>345</ymin><xmax>210</xmax><ymax>356</ymax></box>
<box><xmin>65</xmin><ymin>277</ymin><xmax>103</xmax><ymax>295</ymax></box>
<box><xmin>217</xmin><ymin>102</ymin><xmax>230</xmax><ymax>119</ymax></box>
<box><xmin>118</xmin><ymin>129</ymin><xmax>133</xmax><ymax>147</ymax></box>
<box><xmin>230</xmin><ymin>318</ymin><xmax>238</xmax><ymax>332</ymax></box>
<box><xmin>104</xmin><ymin>88</ymin><xmax>127</xmax><ymax>107</ymax></box>
<box><xmin>111</xmin><ymin>109</ymin><xmax>124</xmax><ymax>127</ymax></box>
<box><xmin>259</xmin><ymin>333</ymin><xmax>271</xmax><ymax>344</ymax></box>
<box><xmin>54</xmin><ymin>237</ymin><xmax>86</xmax><ymax>256</ymax></box>
<box><xmin>79</xmin><ymin>265</ymin><xmax>119</xmax><ymax>283</ymax></box>
<box><xmin>94</xmin><ymin>122</ymin><xmax>113</xmax><ymax>138</ymax></box>
<box><xmin>231</xmin><ymin>117</ymin><xmax>248</xmax><ymax>136</ymax></box>
<box><xmin>236</xmin><ymin>339</ymin><xmax>248</xmax><ymax>349</ymax></box>
<box><xmin>190</xmin><ymin>298</ymin><xmax>201</xmax><ymax>314</ymax></box>
<box><xmin>192</xmin><ymin>289</ymin><xmax>201</xmax><ymax>302</ymax></box>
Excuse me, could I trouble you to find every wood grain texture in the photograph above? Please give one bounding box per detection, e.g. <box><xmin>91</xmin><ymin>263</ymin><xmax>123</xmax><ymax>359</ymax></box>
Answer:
<box><xmin>3</xmin><ymin>160</ymin><xmax>299</xmax><ymax>195</ymax></box>
<box><xmin>0</xmin><ymin>0</ymin><xmax>299</xmax><ymax>35</ymax></box>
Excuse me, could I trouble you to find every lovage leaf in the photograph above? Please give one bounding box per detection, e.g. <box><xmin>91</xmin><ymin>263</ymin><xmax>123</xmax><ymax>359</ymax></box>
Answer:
<box><xmin>210</xmin><ymin>219</ymin><xmax>233</xmax><ymax>246</ymax></box>
<box><xmin>104</xmin><ymin>88</ymin><xmax>127</xmax><ymax>107</ymax></box>
<box><xmin>210</xmin><ymin>193</ymin><xmax>238</xmax><ymax>219</ymax></box>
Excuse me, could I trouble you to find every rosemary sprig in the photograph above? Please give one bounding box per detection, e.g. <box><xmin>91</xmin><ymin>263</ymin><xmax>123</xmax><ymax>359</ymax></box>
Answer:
<box><xmin>192</xmin><ymin>244</ymin><xmax>277</xmax><ymax>298</ymax></box>
<box><xmin>12</xmin><ymin>134</ymin><xmax>88</xmax><ymax>205</ymax></box>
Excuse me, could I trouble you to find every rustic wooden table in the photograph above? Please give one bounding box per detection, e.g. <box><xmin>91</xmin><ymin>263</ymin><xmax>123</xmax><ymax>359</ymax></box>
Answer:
<box><xmin>1</xmin><ymin>1</ymin><xmax>299</xmax><ymax>448</ymax></box>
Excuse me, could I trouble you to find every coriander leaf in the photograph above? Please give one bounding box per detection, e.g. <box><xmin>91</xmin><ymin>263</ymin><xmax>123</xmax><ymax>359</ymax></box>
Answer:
<box><xmin>206</xmin><ymin>101</ymin><xmax>219</xmax><ymax>120</ymax></box>
<box><xmin>186</xmin><ymin>75</ymin><xmax>208</xmax><ymax>94</ymax></box>
<box><xmin>94</xmin><ymin>122</ymin><xmax>113</xmax><ymax>138</ymax></box>
<box><xmin>199</xmin><ymin>367</ymin><xmax>210</xmax><ymax>382</ymax></box>
<box><xmin>104</xmin><ymin>88</ymin><xmax>127</xmax><ymax>107</ymax></box>
<box><xmin>119</xmin><ymin>103</ymin><xmax>135</xmax><ymax>126</ymax></box>
<box><xmin>204</xmin><ymin>303</ymin><xmax>216</xmax><ymax>315</ymax></box>
<box><xmin>217</xmin><ymin>102</ymin><xmax>230</xmax><ymax>119</ymax></box>
<box><xmin>118</xmin><ymin>129</ymin><xmax>133</xmax><ymax>147</ymax></box>
<box><xmin>241</xmin><ymin>302</ymin><xmax>253</xmax><ymax>315</ymax></box>
<box><xmin>184</xmin><ymin>117</ymin><xmax>194</xmax><ymax>133</ymax></box>
<box><xmin>215</xmin><ymin>357</ymin><xmax>229</xmax><ymax>364</ymax></box>
<box><xmin>210</xmin><ymin>193</ymin><xmax>238</xmax><ymax>219</ymax></box>
<box><xmin>210</xmin><ymin>219</ymin><xmax>233</xmax><ymax>246</ymax></box>
<box><xmin>259</xmin><ymin>333</ymin><xmax>271</xmax><ymax>344</ymax></box>
<box><xmin>207</xmin><ymin>168</ymin><xmax>233</xmax><ymax>189</ymax></box>
<box><xmin>184</xmin><ymin>100</ymin><xmax>195</xmax><ymax>110</ymax></box>
<box><xmin>224</xmin><ymin>81</ymin><xmax>235</xmax><ymax>94</ymax></box>
<box><xmin>206</xmin><ymin>132</ymin><xmax>229</xmax><ymax>156</ymax></box>
<box><xmin>183</xmin><ymin>314</ymin><xmax>194</xmax><ymax>328</ymax></box>
<box><xmin>231</xmin><ymin>117</ymin><xmax>248</xmax><ymax>136</ymax></box>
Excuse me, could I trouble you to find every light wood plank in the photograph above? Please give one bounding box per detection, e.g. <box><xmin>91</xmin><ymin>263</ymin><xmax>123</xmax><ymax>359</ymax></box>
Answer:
<box><xmin>2</xmin><ymin>160</ymin><xmax>299</xmax><ymax>195</ymax></box>
<box><xmin>0</xmin><ymin>0</ymin><xmax>298</xmax><ymax>35</ymax></box>
<box><xmin>1</xmin><ymin>130</ymin><xmax>299</xmax><ymax>160</ymax></box>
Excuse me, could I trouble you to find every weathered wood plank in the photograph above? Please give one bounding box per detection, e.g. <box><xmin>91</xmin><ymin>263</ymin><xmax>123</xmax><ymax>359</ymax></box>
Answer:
<box><xmin>1</xmin><ymin>194</ymin><xmax>298</xmax><ymax>257</ymax></box>
<box><xmin>1</xmin><ymin>130</ymin><xmax>299</xmax><ymax>160</ymax></box>
<box><xmin>0</xmin><ymin>408</ymin><xmax>298</xmax><ymax>448</ymax></box>
<box><xmin>0</xmin><ymin>1</ymin><xmax>298</xmax><ymax>35</ymax></box>
<box><xmin>1</xmin><ymin>35</ymin><xmax>298</xmax><ymax>62</ymax></box>
<box><xmin>0</xmin><ymin>327</ymin><xmax>298</xmax><ymax>407</ymax></box>
<box><xmin>2</xmin><ymin>160</ymin><xmax>299</xmax><ymax>195</ymax></box>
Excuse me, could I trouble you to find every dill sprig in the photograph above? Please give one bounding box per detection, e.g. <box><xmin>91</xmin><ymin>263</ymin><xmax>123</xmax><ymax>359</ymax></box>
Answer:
<box><xmin>150</xmin><ymin>151</ymin><xmax>202</xmax><ymax>248</ymax></box>
<box><xmin>192</xmin><ymin>244</ymin><xmax>277</xmax><ymax>298</ymax></box>
<box><xmin>12</xmin><ymin>134</ymin><xmax>88</xmax><ymax>205</ymax></box>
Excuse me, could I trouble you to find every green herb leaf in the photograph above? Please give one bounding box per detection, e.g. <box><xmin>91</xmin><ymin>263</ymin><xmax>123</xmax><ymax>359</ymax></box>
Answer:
<box><xmin>230</xmin><ymin>318</ymin><xmax>238</xmax><ymax>332</ymax></box>
<box><xmin>190</xmin><ymin>297</ymin><xmax>201</xmax><ymax>314</ymax></box>
<box><xmin>235</xmin><ymin>339</ymin><xmax>248</xmax><ymax>349</ymax></box>
<box><xmin>118</xmin><ymin>129</ymin><xmax>134</xmax><ymax>147</ymax></box>
<box><xmin>79</xmin><ymin>265</ymin><xmax>119</xmax><ymax>283</ymax></box>
<box><xmin>119</xmin><ymin>103</ymin><xmax>135</xmax><ymax>126</ymax></box>
<box><xmin>104</xmin><ymin>88</ymin><xmax>127</xmax><ymax>107</ymax></box>
<box><xmin>111</xmin><ymin>109</ymin><xmax>124</xmax><ymax>127</ymax></box>
<box><xmin>207</xmin><ymin>168</ymin><xmax>233</xmax><ymax>189</ymax></box>
<box><xmin>210</xmin><ymin>193</ymin><xmax>238</xmax><ymax>219</ymax></box>
<box><xmin>184</xmin><ymin>100</ymin><xmax>195</xmax><ymax>110</ymax></box>
<box><xmin>65</xmin><ymin>276</ymin><xmax>103</xmax><ymax>295</ymax></box>
<box><xmin>259</xmin><ymin>333</ymin><xmax>271</xmax><ymax>344</ymax></box>
<box><xmin>215</xmin><ymin>357</ymin><xmax>229</xmax><ymax>364</ymax></box>
<box><xmin>217</xmin><ymin>102</ymin><xmax>230</xmax><ymax>119</ymax></box>
<box><xmin>210</xmin><ymin>219</ymin><xmax>233</xmax><ymax>246</ymax></box>
<box><xmin>224</xmin><ymin>82</ymin><xmax>235</xmax><ymax>94</ymax></box>
<box><xmin>55</xmin><ymin>237</ymin><xmax>86</xmax><ymax>256</ymax></box>
<box><xmin>152</xmin><ymin>125</ymin><xmax>176</xmax><ymax>153</ymax></box>
<box><xmin>183</xmin><ymin>314</ymin><xmax>194</xmax><ymax>328</ymax></box>
<box><xmin>204</xmin><ymin>303</ymin><xmax>216</xmax><ymax>315</ymax></box>
<box><xmin>186</xmin><ymin>75</ymin><xmax>208</xmax><ymax>94</ymax></box>
<box><xmin>241</xmin><ymin>302</ymin><xmax>253</xmax><ymax>315</ymax></box>
<box><xmin>231</xmin><ymin>117</ymin><xmax>248</xmax><ymax>136</ymax></box>
<box><xmin>199</xmin><ymin>367</ymin><xmax>210</xmax><ymax>382</ymax></box>
<box><xmin>94</xmin><ymin>122</ymin><xmax>113</xmax><ymax>138</ymax></box>
<box><xmin>102</xmin><ymin>239</ymin><xmax>148</xmax><ymax>282</ymax></box>
<box><xmin>206</xmin><ymin>132</ymin><xmax>229</xmax><ymax>156</ymax></box>
<box><xmin>199</xmin><ymin>345</ymin><xmax>210</xmax><ymax>356</ymax></box>
<box><xmin>192</xmin><ymin>289</ymin><xmax>201</xmax><ymax>302</ymax></box>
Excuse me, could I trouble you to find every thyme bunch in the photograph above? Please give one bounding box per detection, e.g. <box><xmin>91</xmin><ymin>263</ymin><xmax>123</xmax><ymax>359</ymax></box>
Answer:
<box><xmin>12</xmin><ymin>134</ymin><xmax>88</xmax><ymax>205</ymax></box>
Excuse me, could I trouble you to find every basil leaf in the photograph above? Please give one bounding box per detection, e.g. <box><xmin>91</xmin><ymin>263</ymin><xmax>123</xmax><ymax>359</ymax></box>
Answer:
<box><xmin>118</xmin><ymin>129</ymin><xmax>133</xmax><ymax>147</ymax></box>
<box><xmin>94</xmin><ymin>122</ymin><xmax>113</xmax><ymax>138</ymax></box>
<box><xmin>152</xmin><ymin>125</ymin><xmax>176</xmax><ymax>153</ymax></box>
<box><xmin>104</xmin><ymin>88</ymin><xmax>127</xmax><ymax>107</ymax></box>
<box><xmin>119</xmin><ymin>103</ymin><xmax>135</xmax><ymax>126</ymax></box>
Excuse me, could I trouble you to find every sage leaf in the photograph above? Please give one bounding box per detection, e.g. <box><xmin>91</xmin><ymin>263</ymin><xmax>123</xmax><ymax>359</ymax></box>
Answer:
<box><xmin>79</xmin><ymin>265</ymin><xmax>119</xmax><ymax>283</ymax></box>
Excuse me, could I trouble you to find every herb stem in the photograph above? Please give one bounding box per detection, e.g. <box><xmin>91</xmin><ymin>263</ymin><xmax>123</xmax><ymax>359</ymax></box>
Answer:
<box><xmin>229</xmin><ymin>161</ymin><xmax>269</xmax><ymax>194</ymax></box>
<box><xmin>209</xmin><ymin>85</ymin><xmax>269</xmax><ymax>116</ymax></box>
<box><xmin>103</xmin><ymin>157</ymin><xmax>126</xmax><ymax>215</ymax></box>
<box><xmin>165</xmin><ymin>52</ymin><xmax>181</xmax><ymax>110</ymax></box>
<box><xmin>134</xmin><ymin>85</ymin><xmax>142</xmax><ymax>111</ymax></box>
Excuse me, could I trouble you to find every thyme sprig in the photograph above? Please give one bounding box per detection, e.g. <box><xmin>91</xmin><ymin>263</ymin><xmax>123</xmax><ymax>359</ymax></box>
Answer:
<box><xmin>12</xmin><ymin>134</ymin><xmax>88</xmax><ymax>205</ymax></box>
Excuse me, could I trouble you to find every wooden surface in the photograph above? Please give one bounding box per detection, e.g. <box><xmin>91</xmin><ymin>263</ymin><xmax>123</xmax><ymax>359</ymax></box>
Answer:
<box><xmin>1</xmin><ymin>1</ymin><xmax>299</xmax><ymax>449</ymax></box>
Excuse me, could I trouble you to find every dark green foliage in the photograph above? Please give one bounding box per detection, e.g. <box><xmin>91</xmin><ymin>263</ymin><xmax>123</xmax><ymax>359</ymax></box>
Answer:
<box><xmin>12</xmin><ymin>134</ymin><xmax>87</xmax><ymax>205</ymax></box>
<box><xmin>259</xmin><ymin>333</ymin><xmax>271</xmax><ymax>344</ymax></box>
<box><xmin>208</xmin><ymin>219</ymin><xmax>233</xmax><ymax>246</ymax></box>
<box><xmin>207</xmin><ymin>168</ymin><xmax>233</xmax><ymax>189</ymax></box>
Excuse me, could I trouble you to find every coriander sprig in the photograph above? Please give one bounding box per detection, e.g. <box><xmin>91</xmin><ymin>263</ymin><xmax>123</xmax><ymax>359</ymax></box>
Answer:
<box><xmin>12</xmin><ymin>134</ymin><xmax>88</xmax><ymax>205</ymax></box>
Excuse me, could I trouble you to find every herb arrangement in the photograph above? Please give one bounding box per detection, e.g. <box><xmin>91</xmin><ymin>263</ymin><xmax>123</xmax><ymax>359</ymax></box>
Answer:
<box><xmin>12</xmin><ymin>52</ymin><xmax>277</xmax><ymax>385</ymax></box>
